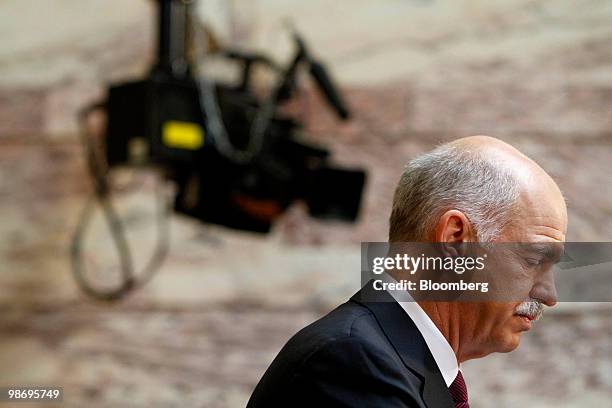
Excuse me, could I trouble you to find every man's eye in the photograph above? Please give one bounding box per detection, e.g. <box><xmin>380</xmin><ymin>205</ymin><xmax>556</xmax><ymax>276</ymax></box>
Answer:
<box><xmin>525</xmin><ymin>258</ymin><xmax>543</xmax><ymax>266</ymax></box>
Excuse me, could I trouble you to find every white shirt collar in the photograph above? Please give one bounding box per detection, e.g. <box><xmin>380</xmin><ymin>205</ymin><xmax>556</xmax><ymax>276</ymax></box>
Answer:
<box><xmin>382</xmin><ymin>273</ymin><xmax>460</xmax><ymax>387</ymax></box>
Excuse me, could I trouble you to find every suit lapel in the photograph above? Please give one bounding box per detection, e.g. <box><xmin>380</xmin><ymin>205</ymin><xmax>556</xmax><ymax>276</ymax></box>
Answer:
<box><xmin>351</xmin><ymin>281</ymin><xmax>455</xmax><ymax>408</ymax></box>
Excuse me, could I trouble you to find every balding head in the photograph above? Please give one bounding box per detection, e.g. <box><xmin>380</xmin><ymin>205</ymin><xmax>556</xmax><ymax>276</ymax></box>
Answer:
<box><xmin>389</xmin><ymin>135</ymin><xmax>567</xmax><ymax>243</ymax></box>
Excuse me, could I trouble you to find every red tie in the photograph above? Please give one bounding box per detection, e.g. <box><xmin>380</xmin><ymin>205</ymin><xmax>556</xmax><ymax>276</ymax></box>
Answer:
<box><xmin>449</xmin><ymin>371</ymin><xmax>469</xmax><ymax>408</ymax></box>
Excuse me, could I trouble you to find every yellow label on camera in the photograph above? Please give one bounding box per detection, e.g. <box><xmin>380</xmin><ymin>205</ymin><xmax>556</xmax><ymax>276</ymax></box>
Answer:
<box><xmin>162</xmin><ymin>121</ymin><xmax>204</xmax><ymax>150</ymax></box>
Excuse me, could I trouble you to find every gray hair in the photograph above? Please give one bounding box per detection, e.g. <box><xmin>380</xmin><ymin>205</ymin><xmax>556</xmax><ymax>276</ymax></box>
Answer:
<box><xmin>389</xmin><ymin>144</ymin><xmax>521</xmax><ymax>242</ymax></box>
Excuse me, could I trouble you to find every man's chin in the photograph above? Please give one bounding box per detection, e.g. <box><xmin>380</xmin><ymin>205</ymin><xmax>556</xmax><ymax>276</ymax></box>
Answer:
<box><xmin>497</xmin><ymin>333</ymin><xmax>522</xmax><ymax>353</ymax></box>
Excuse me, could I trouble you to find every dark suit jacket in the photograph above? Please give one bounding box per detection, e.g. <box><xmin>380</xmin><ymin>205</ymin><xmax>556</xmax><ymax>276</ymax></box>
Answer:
<box><xmin>247</xmin><ymin>282</ymin><xmax>455</xmax><ymax>407</ymax></box>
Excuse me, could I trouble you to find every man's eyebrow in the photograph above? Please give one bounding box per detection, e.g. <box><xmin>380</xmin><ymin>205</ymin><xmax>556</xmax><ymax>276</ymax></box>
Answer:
<box><xmin>527</xmin><ymin>243</ymin><xmax>565</xmax><ymax>262</ymax></box>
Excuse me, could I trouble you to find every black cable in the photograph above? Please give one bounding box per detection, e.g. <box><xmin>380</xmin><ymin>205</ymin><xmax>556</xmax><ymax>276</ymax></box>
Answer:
<box><xmin>70</xmin><ymin>102</ymin><xmax>170</xmax><ymax>301</ymax></box>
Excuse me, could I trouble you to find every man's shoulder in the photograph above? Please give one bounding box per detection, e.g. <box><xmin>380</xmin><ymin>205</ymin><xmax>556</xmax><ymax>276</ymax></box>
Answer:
<box><xmin>286</xmin><ymin>300</ymin><xmax>382</xmax><ymax>352</ymax></box>
<box><xmin>264</xmin><ymin>299</ymin><xmax>408</xmax><ymax>378</ymax></box>
<box><xmin>247</xmin><ymin>299</ymin><xmax>426</xmax><ymax>407</ymax></box>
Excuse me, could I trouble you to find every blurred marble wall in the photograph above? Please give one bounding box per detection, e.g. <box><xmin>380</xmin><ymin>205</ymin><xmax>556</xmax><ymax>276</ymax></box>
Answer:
<box><xmin>0</xmin><ymin>1</ymin><xmax>611</xmax><ymax>407</ymax></box>
<box><xmin>3</xmin><ymin>0</ymin><xmax>612</xmax><ymax>138</ymax></box>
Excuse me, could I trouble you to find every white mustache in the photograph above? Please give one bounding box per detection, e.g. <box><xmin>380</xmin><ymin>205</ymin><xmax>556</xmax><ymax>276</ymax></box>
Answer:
<box><xmin>515</xmin><ymin>299</ymin><xmax>544</xmax><ymax>321</ymax></box>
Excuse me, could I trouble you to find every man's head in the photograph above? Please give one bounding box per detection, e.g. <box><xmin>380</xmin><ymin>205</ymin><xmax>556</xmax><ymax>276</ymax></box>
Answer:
<box><xmin>388</xmin><ymin>135</ymin><xmax>567</xmax><ymax>361</ymax></box>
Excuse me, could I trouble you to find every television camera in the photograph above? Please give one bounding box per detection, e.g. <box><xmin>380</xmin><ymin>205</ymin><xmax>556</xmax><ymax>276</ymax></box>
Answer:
<box><xmin>71</xmin><ymin>0</ymin><xmax>366</xmax><ymax>300</ymax></box>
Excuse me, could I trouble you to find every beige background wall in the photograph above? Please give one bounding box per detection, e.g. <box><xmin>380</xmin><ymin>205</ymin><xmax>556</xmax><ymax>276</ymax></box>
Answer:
<box><xmin>1</xmin><ymin>1</ymin><xmax>611</xmax><ymax>407</ymax></box>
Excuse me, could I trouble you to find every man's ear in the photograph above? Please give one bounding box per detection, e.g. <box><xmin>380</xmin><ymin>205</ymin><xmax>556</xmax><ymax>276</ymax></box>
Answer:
<box><xmin>434</xmin><ymin>210</ymin><xmax>475</xmax><ymax>244</ymax></box>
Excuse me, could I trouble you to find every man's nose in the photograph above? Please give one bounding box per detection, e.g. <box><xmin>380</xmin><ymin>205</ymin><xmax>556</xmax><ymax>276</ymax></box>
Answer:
<box><xmin>530</xmin><ymin>269</ymin><xmax>558</xmax><ymax>307</ymax></box>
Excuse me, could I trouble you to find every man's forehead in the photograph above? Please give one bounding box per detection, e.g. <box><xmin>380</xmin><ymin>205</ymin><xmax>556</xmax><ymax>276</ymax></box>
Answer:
<box><xmin>515</xmin><ymin>177</ymin><xmax>568</xmax><ymax>234</ymax></box>
<box><xmin>506</xmin><ymin>213</ymin><xmax>567</xmax><ymax>243</ymax></box>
